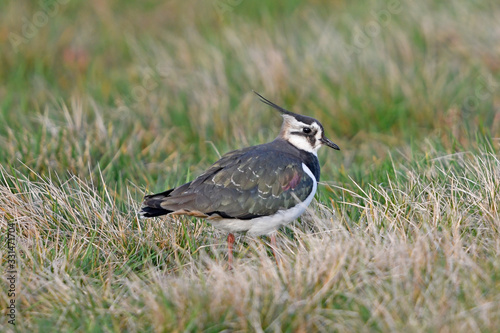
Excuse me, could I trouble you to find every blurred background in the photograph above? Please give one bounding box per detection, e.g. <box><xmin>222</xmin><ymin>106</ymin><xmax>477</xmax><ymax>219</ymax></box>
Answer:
<box><xmin>1</xmin><ymin>1</ymin><xmax>500</xmax><ymax>331</ymax></box>
<box><xmin>1</xmin><ymin>0</ymin><xmax>498</xmax><ymax>195</ymax></box>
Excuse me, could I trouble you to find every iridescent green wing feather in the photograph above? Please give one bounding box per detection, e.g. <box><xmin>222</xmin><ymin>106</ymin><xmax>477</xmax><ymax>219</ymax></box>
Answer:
<box><xmin>162</xmin><ymin>146</ymin><xmax>315</xmax><ymax>219</ymax></box>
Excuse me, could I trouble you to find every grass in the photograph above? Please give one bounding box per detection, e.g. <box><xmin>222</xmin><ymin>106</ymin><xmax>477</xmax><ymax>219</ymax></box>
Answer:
<box><xmin>1</xmin><ymin>0</ymin><xmax>500</xmax><ymax>331</ymax></box>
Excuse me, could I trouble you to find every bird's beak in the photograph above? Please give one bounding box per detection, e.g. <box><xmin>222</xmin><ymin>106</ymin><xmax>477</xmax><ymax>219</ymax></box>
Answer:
<box><xmin>320</xmin><ymin>137</ymin><xmax>340</xmax><ymax>150</ymax></box>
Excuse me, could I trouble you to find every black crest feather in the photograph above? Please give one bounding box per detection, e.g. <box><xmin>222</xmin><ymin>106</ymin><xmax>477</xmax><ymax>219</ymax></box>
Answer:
<box><xmin>253</xmin><ymin>91</ymin><xmax>316</xmax><ymax>125</ymax></box>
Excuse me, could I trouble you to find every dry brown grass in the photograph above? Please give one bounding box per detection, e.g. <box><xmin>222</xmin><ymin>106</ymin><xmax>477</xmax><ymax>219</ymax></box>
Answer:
<box><xmin>1</xmin><ymin>150</ymin><xmax>499</xmax><ymax>331</ymax></box>
<box><xmin>1</xmin><ymin>0</ymin><xmax>500</xmax><ymax>331</ymax></box>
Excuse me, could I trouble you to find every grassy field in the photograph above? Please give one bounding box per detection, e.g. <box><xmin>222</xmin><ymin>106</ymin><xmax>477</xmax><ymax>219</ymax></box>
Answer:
<box><xmin>1</xmin><ymin>0</ymin><xmax>500</xmax><ymax>331</ymax></box>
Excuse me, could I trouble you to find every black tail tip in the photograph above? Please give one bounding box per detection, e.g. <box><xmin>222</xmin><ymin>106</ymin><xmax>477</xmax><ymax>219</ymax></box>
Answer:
<box><xmin>139</xmin><ymin>206</ymin><xmax>172</xmax><ymax>218</ymax></box>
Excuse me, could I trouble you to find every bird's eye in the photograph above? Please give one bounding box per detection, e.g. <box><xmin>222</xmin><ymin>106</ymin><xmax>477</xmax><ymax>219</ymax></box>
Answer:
<box><xmin>302</xmin><ymin>127</ymin><xmax>312</xmax><ymax>134</ymax></box>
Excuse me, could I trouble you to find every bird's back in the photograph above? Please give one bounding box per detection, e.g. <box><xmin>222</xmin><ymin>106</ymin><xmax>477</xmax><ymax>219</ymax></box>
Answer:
<box><xmin>141</xmin><ymin>138</ymin><xmax>320</xmax><ymax>221</ymax></box>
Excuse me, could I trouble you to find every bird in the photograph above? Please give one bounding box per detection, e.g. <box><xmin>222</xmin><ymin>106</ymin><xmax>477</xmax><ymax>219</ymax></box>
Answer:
<box><xmin>140</xmin><ymin>91</ymin><xmax>340</xmax><ymax>268</ymax></box>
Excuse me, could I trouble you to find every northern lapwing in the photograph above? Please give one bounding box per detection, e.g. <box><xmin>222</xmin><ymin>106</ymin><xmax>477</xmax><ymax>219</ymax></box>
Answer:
<box><xmin>140</xmin><ymin>91</ymin><xmax>340</xmax><ymax>268</ymax></box>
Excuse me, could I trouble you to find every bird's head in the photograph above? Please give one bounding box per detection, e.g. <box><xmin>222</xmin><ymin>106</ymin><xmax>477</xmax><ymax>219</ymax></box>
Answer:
<box><xmin>254</xmin><ymin>91</ymin><xmax>340</xmax><ymax>155</ymax></box>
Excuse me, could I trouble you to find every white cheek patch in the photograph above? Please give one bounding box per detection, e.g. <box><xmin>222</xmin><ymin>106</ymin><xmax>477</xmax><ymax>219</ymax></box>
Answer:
<box><xmin>313</xmin><ymin>131</ymin><xmax>323</xmax><ymax>149</ymax></box>
<box><xmin>281</xmin><ymin>117</ymin><xmax>323</xmax><ymax>155</ymax></box>
<box><xmin>287</xmin><ymin>135</ymin><xmax>318</xmax><ymax>155</ymax></box>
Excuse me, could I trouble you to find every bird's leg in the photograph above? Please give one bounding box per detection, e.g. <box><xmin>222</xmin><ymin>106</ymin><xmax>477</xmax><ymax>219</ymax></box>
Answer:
<box><xmin>227</xmin><ymin>233</ymin><xmax>235</xmax><ymax>270</ymax></box>
<box><xmin>270</xmin><ymin>233</ymin><xmax>280</xmax><ymax>265</ymax></box>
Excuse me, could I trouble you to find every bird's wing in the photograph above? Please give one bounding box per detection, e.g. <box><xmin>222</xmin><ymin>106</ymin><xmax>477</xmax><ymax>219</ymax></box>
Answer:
<box><xmin>160</xmin><ymin>147</ymin><xmax>315</xmax><ymax>219</ymax></box>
